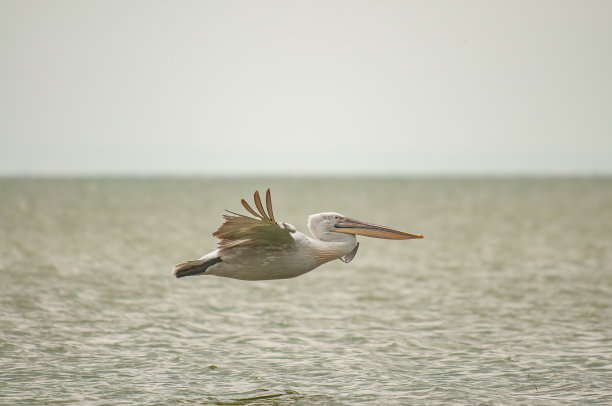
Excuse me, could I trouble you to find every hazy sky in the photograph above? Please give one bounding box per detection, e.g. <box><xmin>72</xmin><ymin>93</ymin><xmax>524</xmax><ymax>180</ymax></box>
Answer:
<box><xmin>1</xmin><ymin>0</ymin><xmax>611</xmax><ymax>175</ymax></box>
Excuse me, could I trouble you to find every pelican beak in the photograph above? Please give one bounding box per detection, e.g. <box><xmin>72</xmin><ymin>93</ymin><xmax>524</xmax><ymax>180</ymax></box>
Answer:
<box><xmin>331</xmin><ymin>217</ymin><xmax>424</xmax><ymax>240</ymax></box>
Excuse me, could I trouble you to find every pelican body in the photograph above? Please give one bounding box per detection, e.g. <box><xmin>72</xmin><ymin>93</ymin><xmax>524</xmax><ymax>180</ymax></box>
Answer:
<box><xmin>173</xmin><ymin>189</ymin><xmax>423</xmax><ymax>281</ymax></box>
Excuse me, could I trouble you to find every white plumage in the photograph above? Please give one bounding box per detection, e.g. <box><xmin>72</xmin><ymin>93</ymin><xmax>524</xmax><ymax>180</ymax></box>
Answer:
<box><xmin>173</xmin><ymin>189</ymin><xmax>422</xmax><ymax>281</ymax></box>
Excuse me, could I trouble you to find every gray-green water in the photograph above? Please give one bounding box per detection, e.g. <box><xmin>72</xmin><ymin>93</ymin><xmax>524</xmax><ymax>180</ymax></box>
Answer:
<box><xmin>1</xmin><ymin>177</ymin><xmax>611</xmax><ymax>405</ymax></box>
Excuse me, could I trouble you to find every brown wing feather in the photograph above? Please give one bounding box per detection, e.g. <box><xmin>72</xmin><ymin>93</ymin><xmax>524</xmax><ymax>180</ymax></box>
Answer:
<box><xmin>241</xmin><ymin>199</ymin><xmax>263</xmax><ymax>219</ymax></box>
<box><xmin>214</xmin><ymin>189</ymin><xmax>293</xmax><ymax>253</ymax></box>
<box><xmin>265</xmin><ymin>188</ymin><xmax>275</xmax><ymax>221</ymax></box>
<box><xmin>253</xmin><ymin>190</ymin><xmax>270</xmax><ymax>220</ymax></box>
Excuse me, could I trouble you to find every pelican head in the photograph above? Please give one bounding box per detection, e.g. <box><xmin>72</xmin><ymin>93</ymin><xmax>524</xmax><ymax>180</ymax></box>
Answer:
<box><xmin>308</xmin><ymin>212</ymin><xmax>424</xmax><ymax>242</ymax></box>
<box><xmin>307</xmin><ymin>212</ymin><xmax>423</xmax><ymax>263</ymax></box>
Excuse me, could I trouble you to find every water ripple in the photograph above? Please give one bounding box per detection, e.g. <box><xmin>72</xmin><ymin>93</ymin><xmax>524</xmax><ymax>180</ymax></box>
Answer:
<box><xmin>1</xmin><ymin>178</ymin><xmax>611</xmax><ymax>404</ymax></box>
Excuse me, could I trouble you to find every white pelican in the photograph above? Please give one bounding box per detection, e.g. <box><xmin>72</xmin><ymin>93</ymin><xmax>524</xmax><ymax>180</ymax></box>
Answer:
<box><xmin>173</xmin><ymin>189</ymin><xmax>423</xmax><ymax>281</ymax></box>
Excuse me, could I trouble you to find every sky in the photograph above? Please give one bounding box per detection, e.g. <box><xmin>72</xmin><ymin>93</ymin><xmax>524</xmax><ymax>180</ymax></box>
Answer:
<box><xmin>1</xmin><ymin>0</ymin><xmax>611</xmax><ymax>176</ymax></box>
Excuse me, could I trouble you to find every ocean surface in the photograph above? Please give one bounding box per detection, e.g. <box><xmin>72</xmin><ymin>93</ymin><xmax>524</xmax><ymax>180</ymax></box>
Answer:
<box><xmin>1</xmin><ymin>177</ymin><xmax>611</xmax><ymax>405</ymax></box>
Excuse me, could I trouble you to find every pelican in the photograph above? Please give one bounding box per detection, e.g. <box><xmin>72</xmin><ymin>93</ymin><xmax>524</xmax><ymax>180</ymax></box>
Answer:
<box><xmin>173</xmin><ymin>189</ymin><xmax>423</xmax><ymax>281</ymax></box>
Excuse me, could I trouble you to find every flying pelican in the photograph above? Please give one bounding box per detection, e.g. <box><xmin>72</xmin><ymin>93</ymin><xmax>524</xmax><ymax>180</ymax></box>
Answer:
<box><xmin>173</xmin><ymin>189</ymin><xmax>423</xmax><ymax>281</ymax></box>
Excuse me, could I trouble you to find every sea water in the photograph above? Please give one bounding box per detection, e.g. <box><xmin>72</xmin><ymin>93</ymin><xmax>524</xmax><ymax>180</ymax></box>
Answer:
<box><xmin>1</xmin><ymin>177</ymin><xmax>611</xmax><ymax>404</ymax></box>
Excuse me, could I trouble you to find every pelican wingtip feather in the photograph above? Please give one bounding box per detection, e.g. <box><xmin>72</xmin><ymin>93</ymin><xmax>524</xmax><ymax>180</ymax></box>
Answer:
<box><xmin>253</xmin><ymin>190</ymin><xmax>270</xmax><ymax>220</ymax></box>
<box><xmin>238</xmin><ymin>189</ymin><xmax>277</xmax><ymax>223</ymax></box>
<box><xmin>265</xmin><ymin>188</ymin><xmax>275</xmax><ymax>222</ymax></box>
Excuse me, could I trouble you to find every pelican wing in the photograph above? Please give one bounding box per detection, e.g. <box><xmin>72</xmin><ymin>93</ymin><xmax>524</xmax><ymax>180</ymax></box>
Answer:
<box><xmin>213</xmin><ymin>189</ymin><xmax>294</xmax><ymax>252</ymax></box>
